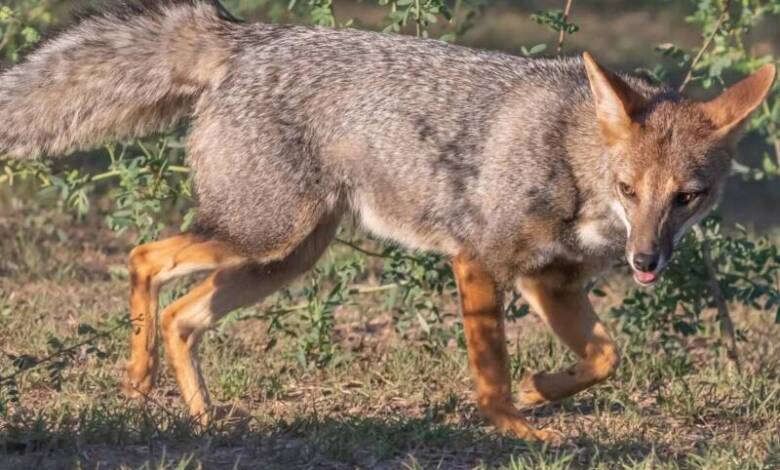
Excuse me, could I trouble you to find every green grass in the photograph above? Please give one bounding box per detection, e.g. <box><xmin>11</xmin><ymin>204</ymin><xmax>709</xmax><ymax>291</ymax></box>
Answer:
<box><xmin>1</xmin><ymin>207</ymin><xmax>779</xmax><ymax>469</ymax></box>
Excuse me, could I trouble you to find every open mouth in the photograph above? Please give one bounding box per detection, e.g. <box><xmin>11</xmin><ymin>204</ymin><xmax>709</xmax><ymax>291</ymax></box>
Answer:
<box><xmin>633</xmin><ymin>270</ymin><xmax>659</xmax><ymax>286</ymax></box>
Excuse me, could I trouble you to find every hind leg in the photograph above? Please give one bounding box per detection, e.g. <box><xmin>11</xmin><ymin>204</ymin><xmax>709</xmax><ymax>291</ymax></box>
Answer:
<box><xmin>159</xmin><ymin>214</ymin><xmax>340</xmax><ymax>423</ymax></box>
<box><xmin>124</xmin><ymin>234</ymin><xmax>244</xmax><ymax>398</ymax></box>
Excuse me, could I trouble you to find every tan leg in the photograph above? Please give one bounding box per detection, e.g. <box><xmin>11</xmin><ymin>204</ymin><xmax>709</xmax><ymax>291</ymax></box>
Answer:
<box><xmin>452</xmin><ymin>253</ymin><xmax>558</xmax><ymax>443</ymax></box>
<box><xmin>516</xmin><ymin>274</ymin><xmax>620</xmax><ymax>406</ymax></box>
<box><xmin>125</xmin><ymin>234</ymin><xmax>244</xmax><ymax>398</ymax></box>
<box><xmin>158</xmin><ymin>217</ymin><xmax>339</xmax><ymax>424</ymax></box>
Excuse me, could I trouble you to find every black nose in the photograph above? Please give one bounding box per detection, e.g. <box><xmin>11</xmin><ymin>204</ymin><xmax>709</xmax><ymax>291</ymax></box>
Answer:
<box><xmin>633</xmin><ymin>253</ymin><xmax>659</xmax><ymax>273</ymax></box>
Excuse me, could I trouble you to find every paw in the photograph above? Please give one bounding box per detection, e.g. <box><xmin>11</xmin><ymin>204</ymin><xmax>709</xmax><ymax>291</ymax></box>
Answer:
<box><xmin>497</xmin><ymin>412</ymin><xmax>564</xmax><ymax>444</ymax></box>
<box><xmin>517</xmin><ymin>372</ymin><xmax>547</xmax><ymax>407</ymax></box>
<box><xmin>482</xmin><ymin>402</ymin><xmax>557</xmax><ymax>443</ymax></box>
<box><xmin>121</xmin><ymin>374</ymin><xmax>154</xmax><ymax>399</ymax></box>
<box><xmin>122</xmin><ymin>361</ymin><xmax>157</xmax><ymax>399</ymax></box>
<box><xmin>534</xmin><ymin>428</ymin><xmax>565</xmax><ymax>446</ymax></box>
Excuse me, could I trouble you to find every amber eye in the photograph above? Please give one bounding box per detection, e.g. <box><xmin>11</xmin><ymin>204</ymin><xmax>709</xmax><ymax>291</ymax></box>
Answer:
<box><xmin>618</xmin><ymin>182</ymin><xmax>636</xmax><ymax>199</ymax></box>
<box><xmin>674</xmin><ymin>192</ymin><xmax>701</xmax><ymax>206</ymax></box>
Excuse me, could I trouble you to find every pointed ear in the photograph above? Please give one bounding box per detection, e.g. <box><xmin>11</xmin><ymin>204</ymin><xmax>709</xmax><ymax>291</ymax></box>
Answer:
<box><xmin>699</xmin><ymin>64</ymin><xmax>776</xmax><ymax>140</ymax></box>
<box><xmin>582</xmin><ymin>52</ymin><xmax>647</xmax><ymax>144</ymax></box>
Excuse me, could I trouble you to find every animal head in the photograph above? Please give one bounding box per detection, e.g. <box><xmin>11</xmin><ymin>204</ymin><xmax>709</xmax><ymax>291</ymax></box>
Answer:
<box><xmin>582</xmin><ymin>52</ymin><xmax>776</xmax><ymax>286</ymax></box>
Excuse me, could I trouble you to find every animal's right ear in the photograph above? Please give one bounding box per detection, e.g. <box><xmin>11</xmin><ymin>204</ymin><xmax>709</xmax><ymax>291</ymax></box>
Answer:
<box><xmin>582</xmin><ymin>52</ymin><xmax>647</xmax><ymax>144</ymax></box>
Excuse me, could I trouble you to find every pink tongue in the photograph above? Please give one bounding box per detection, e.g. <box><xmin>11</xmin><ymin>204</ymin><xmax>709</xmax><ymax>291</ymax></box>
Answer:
<box><xmin>634</xmin><ymin>271</ymin><xmax>657</xmax><ymax>284</ymax></box>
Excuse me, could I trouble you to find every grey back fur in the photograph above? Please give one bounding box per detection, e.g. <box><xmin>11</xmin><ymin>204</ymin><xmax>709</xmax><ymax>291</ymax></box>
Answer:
<box><xmin>1</xmin><ymin>0</ymin><xmax>680</xmax><ymax>283</ymax></box>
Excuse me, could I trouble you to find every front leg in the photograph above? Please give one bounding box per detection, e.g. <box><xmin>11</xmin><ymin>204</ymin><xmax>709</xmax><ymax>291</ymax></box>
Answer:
<box><xmin>452</xmin><ymin>253</ymin><xmax>558</xmax><ymax>442</ymax></box>
<box><xmin>516</xmin><ymin>274</ymin><xmax>620</xmax><ymax>406</ymax></box>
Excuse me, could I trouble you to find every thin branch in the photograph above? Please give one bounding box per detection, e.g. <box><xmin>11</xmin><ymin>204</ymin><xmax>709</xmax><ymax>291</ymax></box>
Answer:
<box><xmin>234</xmin><ymin>283</ymin><xmax>399</xmax><ymax>323</ymax></box>
<box><xmin>335</xmin><ymin>237</ymin><xmax>388</xmax><ymax>259</ymax></box>
<box><xmin>557</xmin><ymin>0</ymin><xmax>574</xmax><ymax>54</ymax></box>
<box><xmin>212</xmin><ymin>0</ymin><xmax>242</xmax><ymax>23</ymax></box>
<box><xmin>351</xmin><ymin>284</ymin><xmax>399</xmax><ymax>294</ymax></box>
<box><xmin>694</xmin><ymin>225</ymin><xmax>740</xmax><ymax>371</ymax></box>
<box><xmin>0</xmin><ymin>319</ymin><xmax>132</xmax><ymax>386</ymax></box>
<box><xmin>334</xmin><ymin>237</ymin><xmax>421</xmax><ymax>263</ymax></box>
<box><xmin>760</xmin><ymin>101</ymin><xmax>780</xmax><ymax>175</ymax></box>
<box><xmin>678</xmin><ymin>0</ymin><xmax>731</xmax><ymax>93</ymax></box>
<box><xmin>0</xmin><ymin>27</ymin><xmax>15</xmax><ymax>54</ymax></box>
<box><xmin>91</xmin><ymin>165</ymin><xmax>190</xmax><ymax>182</ymax></box>
<box><xmin>0</xmin><ymin>165</ymin><xmax>191</xmax><ymax>185</ymax></box>
<box><xmin>774</xmin><ymin>139</ymin><xmax>780</xmax><ymax>172</ymax></box>
<box><xmin>414</xmin><ymin>0</ymin><xmax>422</xmax><ymax>37</ymax></box>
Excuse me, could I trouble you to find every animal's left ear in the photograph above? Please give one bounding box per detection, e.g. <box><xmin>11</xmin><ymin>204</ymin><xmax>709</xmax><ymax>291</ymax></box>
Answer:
<box><xmin>699</xmin><ymin>64</ymin><xmax>776</xmax><ymax>141</ymax></box>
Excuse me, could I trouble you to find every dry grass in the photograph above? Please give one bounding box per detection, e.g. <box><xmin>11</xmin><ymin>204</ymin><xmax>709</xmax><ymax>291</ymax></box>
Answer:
<box><xmin>1</xmin><ymin>205</ymin><xmax>779</xmax><ymax>469</ymax></box>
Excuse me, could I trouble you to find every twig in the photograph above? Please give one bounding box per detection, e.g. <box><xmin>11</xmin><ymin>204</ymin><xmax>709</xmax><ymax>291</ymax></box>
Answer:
<box><xmin>234</xmin><ymin>283</ymin><xmax>399</xmax><ymax>323</ymax></box>
<box><xmin>760</xmin><ymin>101</ymin><xmax>780</xmax><ymax>175</ymax></box>
<box><xmin>0</xmin><ymin>319</ymin><xmax>133</xmax><ymax>386</ymax></box>
<box><xmin>0</xmin><ymin>27</ymin><xmax>14</xmax><ymax>54</ymax></box>
<box><xmin>350</xmin><ymin>284</ymin><xmax>399</xmax><ymax>294</ymax></box>
<box><xmin>91</xmin><ymin>165</ymin><xmax>190</xmax><ymax>182</ymax></box>
<box><xmin>557</xmin><ymin>0</ymin><xmax>574</xmax><ymax>54</ymax></box>
<box><xmin>414</xmin><ymin>0</ymin><xmax>422</xmax><ymax>37</ymax></box>
<box><xmin>693</xmin><ymin>225</ymin><xmax>740</xmax><ymax>371</ymax></box>
<box><xmin>0</xmin><ymin>165</ymin><xmax>191</xmax><ymax>185</ymax></box>
<box><xmin>774</xmin><ymin>139</ymin><xmax>780</xmax><ymax>172</ymax></box>
<box><xmin>212</xmin><ymin>0</ymin><xmax>242</xmax><ymax>23</ymax></box>
<box><xmin>678</xmin><ymin>0</ymin><xmax>731</xmax><ymax>93</ymax></box>
<box><xmin>334</xmin><ymin>237</ymin><xmax>421</xmax><ymax>263</ymax></box>
<box><xmin>335</xmin><ymin>237</ymin><xmax>389</xmax><ymax>259</ymax></box>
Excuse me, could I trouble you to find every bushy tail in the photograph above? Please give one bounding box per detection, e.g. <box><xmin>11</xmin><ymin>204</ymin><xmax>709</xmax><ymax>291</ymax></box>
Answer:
<box><xmin>0</xmin><ymin>1</ymin><xmax>234</xmax><ymax>159</ymax></box>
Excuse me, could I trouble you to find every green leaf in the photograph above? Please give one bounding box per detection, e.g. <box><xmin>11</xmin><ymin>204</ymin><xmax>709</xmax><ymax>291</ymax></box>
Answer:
<box><xmin>709</xmin><ymin>57</ymin><xmax>732</xmax><ymax>78</ymax></box>
<box><xmin>591</xmin><ymin>288</ymin><xmax>607</xmax><ymax>298</ymax></box>
<box><xmin>0</xmin><ymin>6</ymin><xmax>13</xmax><ymax>21</ymax></box>
<box><xmin>77</xmin><ymin>324</ymin><xmax>97</xmax><ymax>335</ymax></box>
<box><xmin>21</xmin><ymin>26</ymin><xmax>39</xmax><ymax>44</ymax></box>
<box><xmin>439</xmin><ymin>32</ymin><xmax>456</xmax><ymax>43</ymax></box>
<box><xmin>762</xmin><ymin>153</ymin><xmax>778</xmax><ymax>174</ymax></box>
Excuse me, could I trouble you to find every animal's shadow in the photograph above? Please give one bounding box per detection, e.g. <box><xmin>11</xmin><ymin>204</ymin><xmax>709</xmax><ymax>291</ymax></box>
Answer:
<box><xmin>0</xmin><ymin>400</ymin><xmax>678</xmax><ymax>469</ymax></box>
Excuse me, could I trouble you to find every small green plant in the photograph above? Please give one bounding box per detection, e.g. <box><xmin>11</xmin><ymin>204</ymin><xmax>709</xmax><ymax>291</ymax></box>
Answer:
<box><xmin>0</xmin><ymin>1</ymin><xmax>51</xmax><ymax>63</ymax></box>
<box><xmin>0</xmin><ymin>319</ymin><xmax>127</xmax><ymax>413</ymax></box>
<box><xmin>379</xmin><ymin>245</ymin><xmax>454</xmax><ymax>338</ymax></box>
<box><xmin>288</xmin><ymin>0</ymin><xmax>338</xmax><ymax>27</ymax></box>
<box><xmin>530</xmin><ymin>0</ymin><xmax>577</xmax><ymax>54</ymax></box>
<box><xmin>295</xmin><ymin>255</ymin><xmax>365</xmax><ymax>368</ymax></box>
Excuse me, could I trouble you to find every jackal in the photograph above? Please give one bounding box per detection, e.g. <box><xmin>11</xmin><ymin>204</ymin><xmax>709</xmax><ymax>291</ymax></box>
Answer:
<box><xmin>0</xmin><ymin>0</ymin><xmax>774</xmax><ymax>442</ymax></box>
